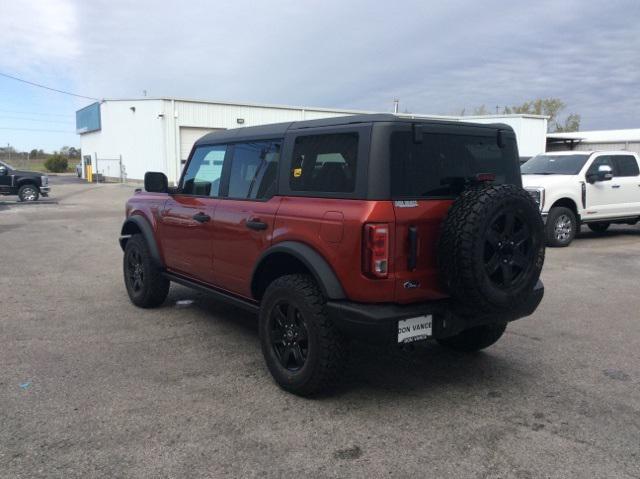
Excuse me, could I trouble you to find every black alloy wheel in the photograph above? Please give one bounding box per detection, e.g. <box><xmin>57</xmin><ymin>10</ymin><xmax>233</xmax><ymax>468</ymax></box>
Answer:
<box><xmin>268</xmin><ymin>301</ymin><xmax>309</xmax><ymax>371</ymax></box>
<box><xmin>126</xmin><ymin>245</ymin><xmax>145</xmax><ymax>293</ymax></box>
<box><xmin>484</xmin><ymin>211</ymin><xmax>533</xmax><ymax>289</ymax></box>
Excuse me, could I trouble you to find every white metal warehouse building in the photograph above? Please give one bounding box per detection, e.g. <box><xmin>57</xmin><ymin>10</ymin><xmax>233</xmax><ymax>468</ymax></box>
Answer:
<box><xmin>547</xmin><ymin>129</ymin><xmax>640</xmax><ymax>155</ymax></box>
<box><xmin>76</xmin><ymin>98</ymin><xmax>548</xmax><ymax>183</ymax></box>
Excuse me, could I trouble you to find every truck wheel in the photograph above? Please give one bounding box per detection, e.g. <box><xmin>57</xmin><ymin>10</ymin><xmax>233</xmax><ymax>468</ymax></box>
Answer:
<box><xmin>588</xmin><ymin>222</ymin><xmax>610</xmax><ymax>234</ymax></box>
<box><xmin>18</xmin><ymin>184</ymin><xmax>39</xmax><ymax>202</ymax></box>
<box><xmin>259</xmin><ymin>274</ymin><xmax>347</xmax><ymax>397</ymax></box>
<box><xmin>438</xmin><ymin>184</ymin><xmax>545</xmax><ymax>314</ymax></box>
<box><xmin>437</xmin><ymin>323</ymin><xmax>507</xmax><ymax>352</ymax></box>
<box><xmin>546</xmin><ymin>207</ymin><xmax>577</xmax><ymax>247</ymax></box>
<box><xmin>123</xmin><ymin>235</ymin><xmax>170</xmax><ymax>308</ymax></box>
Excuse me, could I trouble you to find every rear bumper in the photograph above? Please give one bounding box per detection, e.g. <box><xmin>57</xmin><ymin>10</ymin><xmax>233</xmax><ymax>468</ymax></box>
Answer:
<box><xmin>326</xmin><ymin>280</ymin><xmax>544</xmax><ymax>344</ymax></box>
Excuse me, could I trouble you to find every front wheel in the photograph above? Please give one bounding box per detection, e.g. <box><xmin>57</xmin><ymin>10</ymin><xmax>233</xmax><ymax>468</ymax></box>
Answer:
<box><xmin>18</xmin><ymin>184</ymin><xmax>39</xmax><ymax>202</ymax></box>
<box><xmin>545</xmin><ymin>207</ymin><xmax>577</xmax><ymax>247</ymax></box>
<box><xmin>588</xmin><ymin>222</ymin><xmax>610</xmax><ymax>234</ymax></box>
<box><xmin>259</xmin><ymin>274</ymin><xmax>347</xmax><ymax>397</ymax></box>
<box><xmin>437</xmin><ymin>323</ymin><xmax>507</xmax><ymax>352</ymax></box>
<box><xmin>123</xmin><ymin>235</ymin><xmax>170</xmax><ymax>308</ymax></box>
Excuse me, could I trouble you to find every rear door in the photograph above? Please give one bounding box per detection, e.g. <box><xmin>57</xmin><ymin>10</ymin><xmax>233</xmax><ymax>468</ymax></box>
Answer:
<box><xmin>610</xmin><ymin>154</ymin><xmax>640</xmax><ymax>216</ymax></box>
<box><xmin>211</xmin><ymin>140</ymin><xmax>282</xmax><ymax>297</ymax></box>
<box><xmin>158</xmin><ymin>144</ymin><xmax>227</xmax><ymax>284</ymax></box>
<box><xmin>389</xmin><ymin>124</ymin><xmax>521</xmax><ymax>303</ymax></box>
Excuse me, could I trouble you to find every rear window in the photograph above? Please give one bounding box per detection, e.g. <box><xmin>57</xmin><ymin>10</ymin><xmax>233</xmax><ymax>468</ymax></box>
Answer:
<box><xmin>612</xmin><ymin>155</ymin><xmax>640</xmax><ymax>177</ymax></box>
<box><xmin>290</xmin><ymin>133</ymin><xmax>358</xmax><ymax>193</ymax></box>
<box><xmin>390</xmin><ymin>131</ymin><xmax>520</xmax><ymax>198</ymax></box>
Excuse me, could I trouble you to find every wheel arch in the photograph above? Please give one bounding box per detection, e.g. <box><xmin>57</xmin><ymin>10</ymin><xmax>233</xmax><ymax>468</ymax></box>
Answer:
<box><xmin>119</xmin><ymin>215</ymin><xmax>163</xmax><ymax>267</ymax></box>
<box><xmin>251</xmin><ymin>241</ymin><xmax>346</xmax><ymax>301</ymax></box>
<box><xmin>549</xmin><ymin>197</ymin><xmax>580</xmax><ymax>221</ymax></box>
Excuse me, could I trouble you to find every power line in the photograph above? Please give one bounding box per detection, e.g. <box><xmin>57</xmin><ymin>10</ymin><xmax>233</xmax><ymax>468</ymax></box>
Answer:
<box><xmin>0</xmin><ymin>108</ymin><xmax>73</xmax><ymax>117</ymax></box>
<box><xmin>0</xmin><ymin>115</ymin><xmax>74</xmax><ymax>124</ymax></box>
<box><xmin>0</xmin><ymin>127</ymin><xmax>75</xmax><ymax>133</ymax></box>
<box><xmin>0</xmin><ymin>71</ymin><xmax>99</xmax><ymax>101</ymax></box>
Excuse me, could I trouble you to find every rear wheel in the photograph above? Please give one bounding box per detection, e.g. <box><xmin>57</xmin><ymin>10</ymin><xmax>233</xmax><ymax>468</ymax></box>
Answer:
<box><xmin>545</xmin><ymin>206</ymin><xmax>577</xmax><ymax>247</ymax></box>
<box><xmin>18</xmin><ymin>184</ymin><xmax>39</xmax><ymax>202</ymax></box>
<box><xmin>259</xmin><ymin>274</ymin><xmax>347</xmax><ymax>397</ymax></box>
<box><xmin>588</xmin><ymin>222</ymin><xmax>610</xmax><ymax>234</ymax></box>
<box><xmin>437</xmin><ymin>323</ymin><xmax>507</xmax><ymax>352</ymax></box>
<box><xmin>123</xmin><ymin>235</ymin><xmax>170</xmax><ymax>308</ymax></box>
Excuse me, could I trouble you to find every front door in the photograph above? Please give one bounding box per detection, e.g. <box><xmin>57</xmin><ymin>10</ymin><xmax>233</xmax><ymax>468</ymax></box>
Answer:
<box><xmin>583</xmin><ymin>155</ymin><xmax>625</xmax><ymax>220</ymax></box>
<box><xmin>212</xmin><ymin>140</ymin><xmax>282</xmax><ymax>297</ymax></box>
<box><xmin>158</xmin><ymin>144</ymin><xmax>227</xmax><ymax>284</ymax></box>
<box><xmin>0</xmin><ymin>162</ymin><xmax>13</xmax><ymax>194</ymax></box>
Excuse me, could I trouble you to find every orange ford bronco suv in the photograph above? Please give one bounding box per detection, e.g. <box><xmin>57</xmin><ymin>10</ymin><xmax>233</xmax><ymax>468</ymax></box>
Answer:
<box><xmin>120</xmin><ymin>114</ymin><xmax>545</xmax><ymax>396</ymax></box>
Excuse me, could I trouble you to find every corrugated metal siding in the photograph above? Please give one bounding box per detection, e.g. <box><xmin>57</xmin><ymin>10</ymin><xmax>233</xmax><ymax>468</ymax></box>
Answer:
<box><xmin>548</xmin><ymin>141</ymin><xmax>640</xmax><ymax>155</ymax></box>
<box><xmin>179</xmin><ymin>127</ymin><xmax>223</xmax><ymax>161</ymax></box>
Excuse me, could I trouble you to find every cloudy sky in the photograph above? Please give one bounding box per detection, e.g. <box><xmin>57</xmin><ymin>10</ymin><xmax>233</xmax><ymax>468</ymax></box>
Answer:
<box><xmin>0</xmin><ymin>0</ymin><xmax>638</xmax><ymax>151</ymax></box>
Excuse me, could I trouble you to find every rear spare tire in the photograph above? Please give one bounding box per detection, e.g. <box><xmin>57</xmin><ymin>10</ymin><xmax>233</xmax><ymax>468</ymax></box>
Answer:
<box><xmin>438</xmin><ymin>184</ymin><xmax>545</xmax><ymax>313</ymax></box>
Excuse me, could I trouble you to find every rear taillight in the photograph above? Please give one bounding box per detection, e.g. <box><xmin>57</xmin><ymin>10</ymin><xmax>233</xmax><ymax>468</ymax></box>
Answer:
<box><xmin>363</xmin><ymin>223</ymin><xmax>389</xmax><ymax>278</ymax></box>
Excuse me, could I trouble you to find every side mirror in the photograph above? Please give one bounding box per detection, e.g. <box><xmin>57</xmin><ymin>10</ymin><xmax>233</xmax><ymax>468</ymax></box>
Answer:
<box><xmin>144</xmin><ymin>172</ymin><xmax>168</xmax><ymax>193</ymax></box>
<box><xmin>0</xmin><ymin>166</ymin><xmax>7</xmax><ymax>176</ymax></box>
<box><xmin>587</xmin><ymin>165</ymin><xmax>613</xmax><ymax>184</ymax></box>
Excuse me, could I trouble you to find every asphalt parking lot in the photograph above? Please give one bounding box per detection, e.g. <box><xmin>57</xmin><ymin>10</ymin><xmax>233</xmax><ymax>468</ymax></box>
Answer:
<box><xmin>1</xmin><ymin>183</ymin><xmax>639</xmax><ymax>478</ymax></box>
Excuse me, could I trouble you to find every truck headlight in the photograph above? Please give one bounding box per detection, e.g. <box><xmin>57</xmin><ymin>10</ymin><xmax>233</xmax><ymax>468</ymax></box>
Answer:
<box><xmin>41</xmin><ymin>176</ymin><xmax>49</xmax><ymax>186</ymax></box>
<box><xmin>525</xmin><ymin>187</ymin><xmax>544</xmax><ymax>211</ymax></box>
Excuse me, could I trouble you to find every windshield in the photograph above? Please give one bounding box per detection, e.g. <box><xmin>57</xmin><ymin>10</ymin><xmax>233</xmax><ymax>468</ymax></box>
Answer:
<box><xmin>521</xmin><ymin>154</ymin><xmax>589</xmax><ymax>175</ymax></box>
<box><xmin>0</xmin><ymin>160</ymin><xmax>15</xmax><ymax>170</ymax></box>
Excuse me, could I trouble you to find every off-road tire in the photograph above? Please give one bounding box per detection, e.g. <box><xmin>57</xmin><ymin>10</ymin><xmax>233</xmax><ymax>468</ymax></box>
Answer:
<box><xmin>259</xmin><ymin>274</ymin><xmax>347</xmax><ymax>397</ymax></box>
<box><xmin>437</xmin><ymin>323</ymin><xmax>507</xmax><ymax>352</ymax></box>
<box><xmin>587</xmin><ymin>222</ymin><xmax>610</xmax><ymax>234</ymax></box>
<box><xmin>438</xmin><ymin>184</ymin><xmax>545</xmax><ymax>313</ymax></box>
<box><xmin>18</xmin><ymin>184</ymin><xmax>39</xmax><ymax>202</ymax></box>
<box><xmin>545</xmin><ymin>206</ymin><xmax>577</xmax><ymax>247</ymax></box>
<box><xmin>123</xmin><ymin>235</ymin><xmax>170</xmax><ymax>308</ymax></box>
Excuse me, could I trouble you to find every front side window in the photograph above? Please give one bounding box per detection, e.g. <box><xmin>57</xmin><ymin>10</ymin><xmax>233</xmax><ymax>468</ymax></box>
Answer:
<box><xmin>612</xmin><ymin>155</ymin><xmax>640</xmax><ymax>177</ymax></box>
<box><xmin>521</xmin><ymin>154</ymin><xmax>590</xmax><ymax>175</ymax></box>
<box><xmin>290</xmin><ymin>133</ymin><xmax>358</xmax><ymax>193</ymax></box>
<box><xmin>587</xmin><ymin>156</ymin><xmax>614</xmax><ymax>176</ymax></box>
<box><xmin>227</xmin><ymin>140</ymin><xmax>281</xmax><ymax>199</ymax></box>
<box><xmin>181</xmin><ymin>145</ymin><xmax>226</xmax><ymax>196</ymax></box>
<box><xmin>391</xmin><ymin>132</ymin><xmax>520</xmax><ymax>198</ymax></box>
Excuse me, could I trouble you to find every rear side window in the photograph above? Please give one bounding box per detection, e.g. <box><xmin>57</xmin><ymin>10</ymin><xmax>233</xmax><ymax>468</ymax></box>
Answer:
<box><xmin>289</xmin><ymin>133</ymin><xmax>358</xmax><ymax>193</ymax></box>
<box><xmin>612</xmin><ymin>155</ymin><xmax>639</xmax><ymax>177</ymax></box>
<box><xmin>227</xmin><ymin>140</ymin><xmax>281</xmax><ymax>199</ymax></box>
<box><xmin>181</xmin><ymin>145</ymin><xmax>226</xmax><ymax>196</ymax></box>
<box><xmin>390</xmin><ymin>132</ymin><xmax>520</xmax><ymax>198</ymax></box>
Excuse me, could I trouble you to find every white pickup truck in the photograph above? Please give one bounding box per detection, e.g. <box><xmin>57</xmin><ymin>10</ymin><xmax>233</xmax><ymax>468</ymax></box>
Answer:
<box><xmin>522</xmin><ymin>151</ymin><xmax>640</xmax><ymax>246</ymax></box>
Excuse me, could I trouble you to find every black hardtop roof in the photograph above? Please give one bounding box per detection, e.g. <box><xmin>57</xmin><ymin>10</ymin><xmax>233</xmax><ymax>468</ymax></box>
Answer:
<box><xmin>194</xmin><ymin>113</ymin><xmax>511</xmax><ymax>146</ymax></box>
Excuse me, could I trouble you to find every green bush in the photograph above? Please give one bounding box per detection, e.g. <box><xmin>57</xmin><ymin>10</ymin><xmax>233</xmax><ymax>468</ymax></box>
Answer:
<box><xmin>44</xmin><ymin>155</ymin><xmax>69</xmax><ymax>173</ymax></box>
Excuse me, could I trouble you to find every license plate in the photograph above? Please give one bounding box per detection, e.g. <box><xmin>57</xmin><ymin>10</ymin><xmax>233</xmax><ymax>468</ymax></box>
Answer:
<box><xmin>398</xmin><ymin>315</ymin><xmax>433</xmax><ymax>343</ymax></box>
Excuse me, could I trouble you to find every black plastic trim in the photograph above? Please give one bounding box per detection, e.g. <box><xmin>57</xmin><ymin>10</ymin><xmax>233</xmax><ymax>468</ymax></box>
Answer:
<box><xmin>164</xmin><ymin>272</ymin><xmax>259</xmax><ymax>313</ymax></box>
<box><xmin>251</xmin><ymin>241</ymin><xmax>346</xmax><ymax>300</ymax></box>
<box><xmin>326</xmin><ymin>280</ymin><xmax>544</xmax><ymax>343</ymax></box>
<box><xmin>119</xmin><ymin>215</ymin><xmax>163</xmax><ymax>266</ymax></box>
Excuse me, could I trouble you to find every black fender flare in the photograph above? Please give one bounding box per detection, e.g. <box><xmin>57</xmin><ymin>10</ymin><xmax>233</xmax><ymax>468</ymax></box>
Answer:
<box><xmin>251</xmin><ymin>241</ymin><xmax>346</xmax><ymax>300</ymax></box>
<box><xmin>119</xmin><ymin>215</ymin><xmax>163</xmax><ymax>267</ymax></box>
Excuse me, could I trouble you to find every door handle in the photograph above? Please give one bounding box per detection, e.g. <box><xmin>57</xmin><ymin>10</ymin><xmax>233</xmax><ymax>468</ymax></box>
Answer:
<box><xmin>246</xmin><ymin>218</ymin><xmax>268</xmax><ymax>231</ymax></box>
<box><xmin>611</xmin><ymin>184</ymin><xmax>621</xmax><ymax>189</ymax></box>
<box><xmin>192</xmin><ymin>212</ymin><xmax>210</xmax><ymax>223</ymax></box>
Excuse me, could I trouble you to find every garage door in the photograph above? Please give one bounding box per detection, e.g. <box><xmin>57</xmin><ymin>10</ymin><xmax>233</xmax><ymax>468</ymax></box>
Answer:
<box><xmin>180</xmin><ymin>127</ymin><xmax>224</xmax><ymax>163</ymax></box>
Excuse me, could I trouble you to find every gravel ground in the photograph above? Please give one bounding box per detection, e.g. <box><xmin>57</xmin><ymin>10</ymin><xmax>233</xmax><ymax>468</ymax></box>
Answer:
<box><xmin>1</xmin><ymin>183</ymin><xmax>639</xmax><ymax>478</ymax></box>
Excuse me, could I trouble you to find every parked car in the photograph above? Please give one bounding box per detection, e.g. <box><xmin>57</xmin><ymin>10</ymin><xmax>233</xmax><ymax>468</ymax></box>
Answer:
<box><xmin>0</xmin><ymin>160</ymin><xmax>50</xmax><ymax>201</ymax></box>
<box><xmin>522</xmin><ymin>151</ymin><xmax>640</xmax><ymax>246</ymax></box>
<box><xmin>119</xmin><ymin>114</ymin><xmax>545</xmax><ymax>396</ymax></box>
<box><xmin>76</xmin><ymin>162</ymin><xmax>82</xmax><ymax>177</ymax></box>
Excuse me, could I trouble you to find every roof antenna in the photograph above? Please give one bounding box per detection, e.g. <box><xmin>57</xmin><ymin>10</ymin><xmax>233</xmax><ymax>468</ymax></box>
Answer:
<box><xmin>393</xmin><ymin>98</ymin><xmax>399</xmax><ymax>114</ymax></box>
